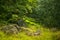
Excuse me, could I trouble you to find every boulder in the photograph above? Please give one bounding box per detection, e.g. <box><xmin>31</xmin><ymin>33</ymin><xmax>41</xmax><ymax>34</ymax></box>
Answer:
<box><xmin>1</xmin><ymin>24</ymin><xmax>21</xmax><ymax>35</ymax></box>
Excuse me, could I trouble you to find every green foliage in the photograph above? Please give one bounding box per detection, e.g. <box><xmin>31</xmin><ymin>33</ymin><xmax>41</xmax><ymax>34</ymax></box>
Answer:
<box><xmin>26</xmin><ymin>0</ymin><xmax>60</xmax><ymax>28</ymax></box>
<box><xmin>0</xmin><ymin>0</ymin><xmax>38</xmax><ymax>24</ymax></box>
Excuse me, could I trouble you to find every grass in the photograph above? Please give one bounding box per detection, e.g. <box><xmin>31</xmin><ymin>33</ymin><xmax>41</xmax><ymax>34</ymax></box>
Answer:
<box><xmin>0</xmin><ymin>22</ymin><xmax>60</xmax><ymax>40</ymax></box>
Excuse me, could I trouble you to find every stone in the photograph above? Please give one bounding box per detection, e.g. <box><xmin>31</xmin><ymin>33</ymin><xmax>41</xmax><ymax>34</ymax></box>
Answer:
<box><xmin>1</xmin><ymin>24</ymin><xmax>20</xmax><ymax>35</ymax></box>
<box><xmin>17</xmin><ymin>20</ymin><xmax>27</xmax><ymax>27</ymax></box>
<box><xmin>33</xmin><ymin>30</ymin><xmax>40</xmax><ymax>36</ymax></box>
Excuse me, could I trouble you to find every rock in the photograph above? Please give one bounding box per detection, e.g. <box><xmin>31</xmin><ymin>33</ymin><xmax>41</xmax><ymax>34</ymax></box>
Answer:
<box><xmin>6</xmin><ymin>26</ymin><xmax>18</xmax><ymax>35</ymax></box>
<box><xmin>33</xmin><ymin>30</ymin><xmax>40</xmax><ymax>36</ymax></box>
<box><xmin>25</xmin><ymin>29</ymin><xmax>41</xmax><ymax>36</ymax></box>
<box><xmin>14</xmin><ymin>24</ymin><xmax>21</xmax><ymax>31</ymax></box>
<box><xmin>17</xmin><ymin>20</ymin><xmax>27</xmax><ymax>27</ymax></box>
<box><xmin>25</xmin><ymin>31</ymin><xmax>32</xmax><ymax>36</ymax></box>
<box><xmin>1</xmin><ymin>24</ymin><xmax>20</xmax><ymax>35</ymax></box>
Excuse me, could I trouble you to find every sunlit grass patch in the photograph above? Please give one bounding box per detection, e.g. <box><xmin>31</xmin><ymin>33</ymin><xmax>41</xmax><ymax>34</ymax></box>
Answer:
<box><xmin>0</xmin><ymin>23</ymin><xmax>60</xmax><ymax>40</ymax></box>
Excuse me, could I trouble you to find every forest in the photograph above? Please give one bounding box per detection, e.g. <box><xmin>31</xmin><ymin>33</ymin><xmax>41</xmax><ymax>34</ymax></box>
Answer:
<box><xmin>0</xmin><ymin>0</ymin><xmax>60</xmax><ymax>40</ymax></box>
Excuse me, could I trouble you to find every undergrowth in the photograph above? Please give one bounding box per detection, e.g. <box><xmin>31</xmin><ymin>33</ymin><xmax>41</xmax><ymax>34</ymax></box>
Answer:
<box><xmin>0</xmin><ymin>23</ymin><xmax>60</xmax><ymax>40</ymax></box>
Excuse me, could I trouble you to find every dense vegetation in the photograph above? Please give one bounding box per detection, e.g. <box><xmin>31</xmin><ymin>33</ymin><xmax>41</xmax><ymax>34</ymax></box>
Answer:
<box><xmin>0</xmin><ymin>0</ymin><xmax>60</xmax><ymax>40</ymax></box>
<box><xmin>0</xmin><ymin>0</ymin><xmax>60</xmax><ymax>27</ymax></box>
